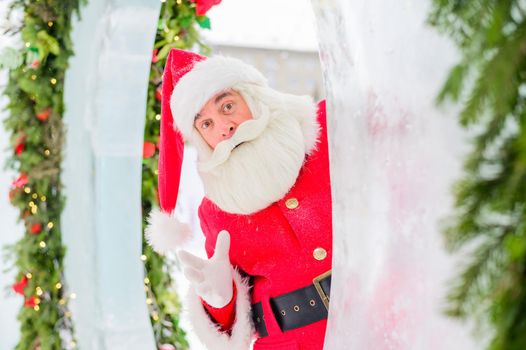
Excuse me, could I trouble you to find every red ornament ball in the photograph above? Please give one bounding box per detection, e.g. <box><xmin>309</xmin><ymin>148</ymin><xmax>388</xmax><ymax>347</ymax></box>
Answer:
<box><xmin>24</xmin><ymin>296</ymin><xmax>37</xmax><ymax>308</ymax></box>
<box><xmin>152</xmin><ymin>48</ymin><xmax>159</xmax><ymax>63</ymax></box>
<box><xmin>155</xmin><ymin>87</ymin><xmax>162</xmax><ymax>102</ymax></box>
<box><xmin>12</xmin><ymin>276</ymin><xmax>28</xmax><ymax>295</ymax></box>
<box><xmin>143</xmin><ymin>141</ymin><xmax>156</xmax><ymax>159</ymax></box>
<box><xmin>12</xmin><ymin>173</ymin><xmax>28</xmax><ymax>189</ymax></box>
<box><xmin>36</xmin><ymin>108</ymin><xmax>51</xmax><ymax>121</ymax></box>
<box><xmin>15</xmin><ymin>142</ymin><xmax>25</xmax><ymax>155</ymax></box>
<box><xmin>31</xmin><ymin>223</ymin><xmax>42</xmax><ymax>234</ymax></box>
<box><xmin>189</xmin><ymin>0</ymin><xmax>222</xmax><ymax>16</ymax></box>
<box><xmin>14</xmin><ymin>134</ymin><xmax>25</xmax><ymax>155</ymax></box>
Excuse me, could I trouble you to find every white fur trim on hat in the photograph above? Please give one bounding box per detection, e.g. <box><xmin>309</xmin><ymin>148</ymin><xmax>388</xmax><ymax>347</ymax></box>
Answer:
<box><xmin>145</xmin><ymin>208</ymin><xmax>192</xmax><ymax>255</ymax></box>
<box><xmin>170</xmin><ymin>56</ymin><xmax>267</xmax><ymax>140</ymax></box>
<box><xmin>186</xmin><ymin>268</ymin><xmax>254</xmax><ymax>350</ymax></box>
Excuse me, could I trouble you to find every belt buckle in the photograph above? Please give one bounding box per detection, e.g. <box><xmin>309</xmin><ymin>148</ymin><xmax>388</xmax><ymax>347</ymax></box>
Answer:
<box><xmin>312</xmin><ymin>270</ymin><xmax>331</xmax><ymax>311</ymax></box>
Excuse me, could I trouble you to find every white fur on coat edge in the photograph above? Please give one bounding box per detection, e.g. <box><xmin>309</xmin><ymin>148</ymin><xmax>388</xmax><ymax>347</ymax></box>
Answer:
<box><xmin>145</xmin><ymin>208</ymin><xmax>192</xmax><ymax>255</ymax></box>
<box><xmin>187</xmin><ymin>268</ymin><xmax>254</xmax><ymax>350</ymax></box>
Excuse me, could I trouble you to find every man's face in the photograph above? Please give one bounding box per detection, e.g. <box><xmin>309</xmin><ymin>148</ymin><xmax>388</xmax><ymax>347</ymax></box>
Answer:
<box><xmin>194</xmin><ymin>90</ymin><xmax>253</xmax><ymax>149</ymax></box>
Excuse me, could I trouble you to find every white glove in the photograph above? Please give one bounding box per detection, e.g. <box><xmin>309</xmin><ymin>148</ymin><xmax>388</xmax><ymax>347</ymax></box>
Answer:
<box><xmin>177</xmin><ymin>230</ymin><xmax>234</xmax><ymax>308</ymax></box>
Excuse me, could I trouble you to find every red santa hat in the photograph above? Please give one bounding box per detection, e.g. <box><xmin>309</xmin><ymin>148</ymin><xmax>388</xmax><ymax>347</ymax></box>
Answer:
<box><xmin>145</xmin><ymin>49</ymin><xmax>267</xmax><ymax>254</ymax></box>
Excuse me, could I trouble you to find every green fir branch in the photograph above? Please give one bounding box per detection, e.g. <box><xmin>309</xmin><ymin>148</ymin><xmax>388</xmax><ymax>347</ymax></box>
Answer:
<box><xmin>2</xmin><ymin>1</ymin><xmax>214</xmax><ymax>349</ymax></box>
<box><xmin>430</xmin><ymin>0</ymin><xmax>526</xmax><ymax>348</ymax></box>
<box><xmin>2</xmin><ymin>1</ymin><xmax>86</xmax><ymax>349</ymax></box>
<box><xmin>140</xmin><ymin>0</ymin><xmax>214</xmax><ymax>348</ymax></box>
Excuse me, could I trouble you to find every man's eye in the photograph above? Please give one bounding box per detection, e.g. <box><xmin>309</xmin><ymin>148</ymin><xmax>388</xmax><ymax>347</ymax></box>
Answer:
<box><xmin>223</xmin><ymin>102</ymin><xmax>234</xmax><ymax>113</ymax></box>
<box><xmin>201</xmin><ymin>120</ymin><xmax>211</xmax><ymax>129</ymax></box>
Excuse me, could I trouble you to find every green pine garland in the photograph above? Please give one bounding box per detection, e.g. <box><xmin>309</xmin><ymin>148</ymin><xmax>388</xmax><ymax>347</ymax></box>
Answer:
<box><xmin>429</xmin><ymin>1</ymin><xmax>526</xmax><ymax>348</ymax></box>
<box><xmin>1</xmin><ymin>0</ymin><xmax>216</xmax><ymax>348</ymax></box>
<box><xmin>2</xmin><ymin>0</ymin><xmax>85</xmax><ymax>349</ymax></box>
<box><xmin>141</xmin><ymin>0</ymin><xmax>213</xmax><ymax>348</ymax></box>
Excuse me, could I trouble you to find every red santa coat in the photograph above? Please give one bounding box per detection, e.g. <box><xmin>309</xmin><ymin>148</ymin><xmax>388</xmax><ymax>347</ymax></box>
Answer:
<box><xmin>190</xmin><ymin>101</ymin><xmax>332</xmax><ymax>350</ymax></box>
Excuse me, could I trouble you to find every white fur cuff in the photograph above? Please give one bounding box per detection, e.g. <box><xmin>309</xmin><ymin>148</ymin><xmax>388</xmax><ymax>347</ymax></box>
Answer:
<box><xmin>186</xmin><ymin>268</ymin><xmax>254</xmax><ymax>350</ymax></box>
<box><xmin>145</xmin><ymin>208</ymin><xmax>192</xmax><ymax>255</ymax></box>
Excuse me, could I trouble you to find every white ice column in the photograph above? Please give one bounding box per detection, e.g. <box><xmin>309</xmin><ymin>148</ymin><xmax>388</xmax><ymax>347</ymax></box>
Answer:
<box><xmin>311</xmin><ymin>1</ymin><xmax>481</xmax><ymax>349</ymax></box>
<box><xmin>0</xmin><ymin>56</ymin><xmax>23</xmax><ymax>350</ymax></box>
<box><xmin>62</xmin><ymin>0</ymin><xmax>161</xmax><ymax>349</ymax></box>
<box><xmin>0</xmin><ymin>3</ymin><xmax>23</xmax><ymax>348</ymax></box>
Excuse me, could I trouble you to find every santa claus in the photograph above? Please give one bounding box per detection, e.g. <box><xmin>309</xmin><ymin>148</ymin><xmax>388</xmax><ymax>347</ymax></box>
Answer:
<box><xmin>146</xmin><ymin>49</ymin><xmax>332</xmax><ymax>350</ymax></box>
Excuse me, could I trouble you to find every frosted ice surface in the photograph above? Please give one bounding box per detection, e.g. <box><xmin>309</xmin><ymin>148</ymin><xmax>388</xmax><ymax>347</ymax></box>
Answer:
<box><xmin>61</xmin><ymin>1</ymin><xmax>161</xmax><ymax>349</ymax></box>
<box><xmin>0</xmin><ymin>4</ymin><xmax>23</xmax><ymax>349</ymax></box>
<box><xmin>311</xmin><ymin>0</ymin><xmax>481</xmax><ymax>348</ymax></box>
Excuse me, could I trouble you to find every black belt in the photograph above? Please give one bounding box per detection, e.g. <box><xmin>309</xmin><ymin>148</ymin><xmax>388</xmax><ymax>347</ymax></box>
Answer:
<box><xmin>251</xmin><ymin>270</ymin><xmax>331</xmax><ymax>337</ymax></box>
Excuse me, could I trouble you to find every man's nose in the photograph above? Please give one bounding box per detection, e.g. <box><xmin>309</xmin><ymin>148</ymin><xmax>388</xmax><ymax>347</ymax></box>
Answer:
<box><xmin>220</xmin><ymin>120</ymin><xmax>236</xmax><ymax>139</ymax></box>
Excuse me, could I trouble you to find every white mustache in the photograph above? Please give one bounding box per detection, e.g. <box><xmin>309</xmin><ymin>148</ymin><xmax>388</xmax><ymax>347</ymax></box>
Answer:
<box><xmin>198</xmin><ymin>107</ymin><xmax>271</xmax><ymax>174</ymax></box>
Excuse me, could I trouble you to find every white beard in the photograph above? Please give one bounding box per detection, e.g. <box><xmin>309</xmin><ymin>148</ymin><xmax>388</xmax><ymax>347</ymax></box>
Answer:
<box><xmin>195</xmin><ymin>83</ymin><xmax>319</xmax><ymax>215</ymax></box>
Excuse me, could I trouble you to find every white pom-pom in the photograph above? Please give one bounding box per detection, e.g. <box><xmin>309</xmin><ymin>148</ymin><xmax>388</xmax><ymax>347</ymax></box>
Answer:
<box><xmin>145</xmin><ymin>208</ymin><xmax>192</xmax><ymax>255</ymax></box>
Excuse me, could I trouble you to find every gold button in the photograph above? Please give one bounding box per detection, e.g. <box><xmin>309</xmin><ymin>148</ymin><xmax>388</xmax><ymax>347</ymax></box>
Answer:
<box><xmin>285</xmin><ymin>197</ymin><xmax>299</xmax><ymax>209</ymax></box>
<box><xmin>313</xmin><ymin>247</ymin><xmax>327</xmax><ymax>261</ymax></box>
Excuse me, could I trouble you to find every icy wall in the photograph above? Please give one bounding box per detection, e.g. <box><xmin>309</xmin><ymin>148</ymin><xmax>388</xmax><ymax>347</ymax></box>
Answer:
<box><xmin>0</xmin><ymin>3</ymin><xmax>22</xmax><ymax>348</ymax></box>
<box><xmin>61</xmin><ymin>0</ymin><xmax>160</xmax><ymax>349</ymax></box>
<box><xmin>311</xmin><ymin>1</ymin><xmax>481</xmax><ymax>348</ymax></box>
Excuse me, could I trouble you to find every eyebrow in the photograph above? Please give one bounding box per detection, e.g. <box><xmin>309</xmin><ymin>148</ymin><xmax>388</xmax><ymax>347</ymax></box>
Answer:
<box><xmin>214</xmin><ymin>91</ymin><xmax>232</xmax><ymax>104</ymax></box>
<box><xmin>195</xmin><ymin>91</ymin><xmax>233</xmax><ymax>122</ymax></box>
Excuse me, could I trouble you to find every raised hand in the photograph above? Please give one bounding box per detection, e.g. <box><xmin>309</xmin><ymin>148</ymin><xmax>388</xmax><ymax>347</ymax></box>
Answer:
<box><xmin>177</xmin><ymin>230</ymin><xmax>233</xmax><ymax>308</ymax></box>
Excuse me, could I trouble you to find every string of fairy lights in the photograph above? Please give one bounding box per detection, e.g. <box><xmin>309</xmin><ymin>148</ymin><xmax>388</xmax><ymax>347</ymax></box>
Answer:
<box><xmin>139</xmin><ymin>0</ymin><xmax>218</xmax><ymax>347</ymax></box>
<box><xmin>2</xmin><ymin>1</ymin><xmax>87</xmax><ymax>348</ymax></box>
<box><xmin>3</xmin><ymin>0</ymin><xmax>218</xmax><ymax>348</ymax></box>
